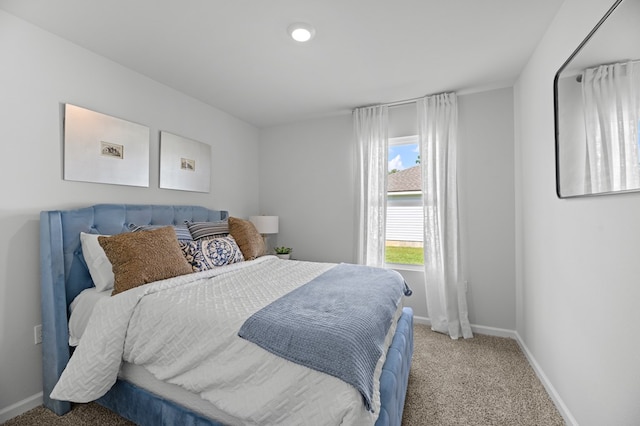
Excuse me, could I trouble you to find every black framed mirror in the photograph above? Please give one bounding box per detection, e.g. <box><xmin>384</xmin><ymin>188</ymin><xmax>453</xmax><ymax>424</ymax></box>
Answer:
<box><xmin>554</xmin><ymin>0</ymin><xmax>640</xmax><ymax>198</ymax></box>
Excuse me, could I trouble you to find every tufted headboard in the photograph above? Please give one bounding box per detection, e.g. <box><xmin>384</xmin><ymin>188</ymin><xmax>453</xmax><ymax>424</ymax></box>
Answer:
<box><xmin>39</xmin><ymin>204</ymin><xmax>228</xmax><ymax>415</ymax></box>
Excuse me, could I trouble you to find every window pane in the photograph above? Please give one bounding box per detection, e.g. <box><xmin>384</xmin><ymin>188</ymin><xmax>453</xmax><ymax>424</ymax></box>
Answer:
<box><xmin>386</xmin><ymin>137</ymin><xmax>423</xmax><ymax>265</ymax></box>
<box><xmin>385</xmin><ymin>245</ymin><xmax>424</xmax><ymax>265</ymax></box>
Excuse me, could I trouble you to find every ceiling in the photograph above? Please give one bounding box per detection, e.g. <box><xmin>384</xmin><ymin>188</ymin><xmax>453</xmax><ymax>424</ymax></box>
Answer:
<box><xmin>0</xmin><ymin>0</ymin><xmax>564</xmax><ymax>128</ymax></box>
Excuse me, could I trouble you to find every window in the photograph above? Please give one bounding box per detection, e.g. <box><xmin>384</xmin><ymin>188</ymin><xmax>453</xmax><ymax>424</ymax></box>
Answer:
<box><xmin>386</xmin><ymin>136</ymin><xmax>423</xmax><ymax>265</ymax></box>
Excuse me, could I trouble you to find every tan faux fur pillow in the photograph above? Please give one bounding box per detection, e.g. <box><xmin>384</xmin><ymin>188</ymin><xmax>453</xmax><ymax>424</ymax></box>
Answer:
<box><xmin>98</xmin><ymin>226</ymin><xmax>193</xmax><ymax>296</ymax></box>
<box><xmin>228</xmin><ymin>217</ymin><xmax>265</xmax><ymax>260</ymax></box>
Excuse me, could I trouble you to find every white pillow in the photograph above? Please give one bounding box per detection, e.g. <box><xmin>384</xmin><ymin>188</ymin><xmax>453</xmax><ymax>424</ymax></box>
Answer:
<box><xmin>80</xmin><ymin>232</ymin><xmax>114</xmax><ymax>292</ymax></box>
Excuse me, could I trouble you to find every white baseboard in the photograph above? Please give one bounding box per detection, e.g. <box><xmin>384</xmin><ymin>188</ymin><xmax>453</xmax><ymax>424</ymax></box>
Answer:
<box><xmin>413</xmin><ymin>315</ymin><xmax>431</xmax><ymax>325</ymax></box>
<box><xmin>0</xmin><ymin>392</ymin><xmax>43</xmax><ymax>423</ymax></box>
<box><xmin>514</xmin><ymin>332</ymin><xmax>578</xmax><ymax>426</ymax></box>
<box><xmin>413</xmin><ymin>315</ymin><xmax>517</xmax><ymax>339</ymax></box>
<box><xmin>470</xmin><ymin>324</ymin><xmax>517</xmax><ymax>339</ymax></box>
<box><xmin>413</xmin><ymin>316</ymin><xmax>576</xmax><ymax>425</ymax></box>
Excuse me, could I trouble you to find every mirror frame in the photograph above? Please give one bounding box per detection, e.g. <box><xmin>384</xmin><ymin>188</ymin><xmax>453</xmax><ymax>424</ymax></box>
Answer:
<box><xmin>553</xmin><ymin>0</ymin><xmax>627</xmax><ymax>199</ymax></box>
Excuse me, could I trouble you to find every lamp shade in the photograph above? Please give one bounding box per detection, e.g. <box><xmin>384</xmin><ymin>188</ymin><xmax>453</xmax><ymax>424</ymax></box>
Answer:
<box><xmin>249</xmin><ymin>216</ymin><xmax>279</xmax><ymax>234</ymax></box>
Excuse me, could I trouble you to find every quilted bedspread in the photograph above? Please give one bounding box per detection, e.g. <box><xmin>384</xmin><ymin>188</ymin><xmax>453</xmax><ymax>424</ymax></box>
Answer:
<box><xmin>50</xmin><ymin>256</ymin><xmax>403</xmax><ymax>425</ymax></box>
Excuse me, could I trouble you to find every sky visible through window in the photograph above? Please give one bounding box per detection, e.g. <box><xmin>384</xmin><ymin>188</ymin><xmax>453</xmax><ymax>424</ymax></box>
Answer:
<box><xmin>388</xmin><ymin>142</ymin><xmax>420</xmax><ymax>172</ymax></box>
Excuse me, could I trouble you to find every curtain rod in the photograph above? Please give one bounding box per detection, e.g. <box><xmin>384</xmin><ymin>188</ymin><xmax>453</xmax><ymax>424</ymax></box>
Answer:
<box><xmin>353</xmin><ymin>96</ymin><xmax>422</xmax><ymax>111</ymax></box>
<box><xmin>384</xmin><ymin>96</ymin><xmax>424</xmax><ymax>108</ymax></box>
<box><xmin>356</xmin><ymin>91</ymin><xmax>457</xmax><ymax>110</ymax></box>
<box><xmin>352</xmin><ymin>82</ymin><xmax>513</xmax><ymax>112</ymax></box>
<box><xmin>575</xmin><ymin>59</ymin><xmax>640</xmax><ymax>82</ymax></box>
<box><xmin>352</xmin><ymin>96</ymin><xmax>424</xmax><ymax>111</ymax></box>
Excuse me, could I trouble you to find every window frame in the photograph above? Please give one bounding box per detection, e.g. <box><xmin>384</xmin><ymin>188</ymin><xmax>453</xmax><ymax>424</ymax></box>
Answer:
<box><xmin>385</xmin><ymin>135</ymin><xmax>424</xmax><ymax>268</ymax></box>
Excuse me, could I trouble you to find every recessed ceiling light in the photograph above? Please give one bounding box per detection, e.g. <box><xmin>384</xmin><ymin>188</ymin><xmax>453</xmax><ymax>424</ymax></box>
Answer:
<box><xmin>288</xmin><ymin>22</ymin><xmax>315</xmax><ymax>42</ymax></box>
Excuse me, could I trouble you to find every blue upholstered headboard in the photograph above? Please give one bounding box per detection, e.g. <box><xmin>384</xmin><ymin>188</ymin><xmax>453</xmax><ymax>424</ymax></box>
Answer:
<box><xmin>39</xmin><ymin>204</ymin><xmax>228</xmax><ymax>415</ymax></box>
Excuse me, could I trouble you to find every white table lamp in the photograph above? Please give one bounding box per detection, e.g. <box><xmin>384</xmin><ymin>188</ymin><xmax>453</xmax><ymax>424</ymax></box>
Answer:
<box><xmin>249</xmin><ymin>216</ymin><xmax>279</xmax><ymax>252</ymax></box>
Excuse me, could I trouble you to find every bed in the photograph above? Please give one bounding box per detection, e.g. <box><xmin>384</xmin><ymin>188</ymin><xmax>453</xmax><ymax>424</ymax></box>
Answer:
<box><xmin>39</xmin><ymin>204</ymin><xmax>414</xmax><ymax>425</ymax></box>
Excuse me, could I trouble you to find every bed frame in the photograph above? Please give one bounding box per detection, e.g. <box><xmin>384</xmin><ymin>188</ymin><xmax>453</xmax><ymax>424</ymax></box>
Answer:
<box><xmin>40</xmin><ymin>204</ymin><xmax>414</xmax><ymax>425</ymax></box>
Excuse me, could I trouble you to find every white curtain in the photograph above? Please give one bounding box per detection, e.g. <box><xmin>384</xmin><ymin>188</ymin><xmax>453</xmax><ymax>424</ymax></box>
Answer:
<box><xmin>582</xmin><ymin>61</ymin><xmax>640</xmax><ymax>193</ymax></box>
<box><xmin>417</xmin><ymin>93</ymin><xmax>472</xmax><ymax>339</ymax></box>
<box><xmin>354</xmin><ymin>105</ymin><xmax>389</xmax><ymax>267</ymax></box>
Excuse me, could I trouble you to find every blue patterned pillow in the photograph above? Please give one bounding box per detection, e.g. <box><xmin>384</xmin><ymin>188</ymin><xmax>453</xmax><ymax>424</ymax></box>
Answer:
<box><xmin>179</xmin><ymin>235</ymin><xmax>244</xmax><ymax>272</ymax></box>
<box><xmin>128</xmin><ymin>223</ymin><xmax>193</xmax><ymax>241</ymax></box>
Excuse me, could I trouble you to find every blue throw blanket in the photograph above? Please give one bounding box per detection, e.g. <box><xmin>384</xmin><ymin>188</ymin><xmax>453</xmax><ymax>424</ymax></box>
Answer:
<box><xmin>238</xmin><ymin>263</ymin><xmax>411</xmax><ymax>412</ymax></box>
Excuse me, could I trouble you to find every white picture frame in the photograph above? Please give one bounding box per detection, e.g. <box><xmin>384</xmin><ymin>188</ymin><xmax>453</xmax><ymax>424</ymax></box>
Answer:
<box><xmin>159</xmin><ymin>131</ymin><xmax>211</xmax><ymax>192</ymax></box>
<box><xmin>63</xmin><ymin>104</ymin><xmax>150</xmax><ymax>187</ymax></box>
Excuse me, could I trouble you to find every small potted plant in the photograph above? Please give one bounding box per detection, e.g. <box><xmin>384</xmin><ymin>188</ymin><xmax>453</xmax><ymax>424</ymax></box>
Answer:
<box><xmin>274</xmin><ymin>246</ymin><xmax>293</xmax><ymax>260</ymax></box>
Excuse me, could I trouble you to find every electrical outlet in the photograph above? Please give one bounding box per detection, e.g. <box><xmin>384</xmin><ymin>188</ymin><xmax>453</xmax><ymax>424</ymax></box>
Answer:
<box><xmin>34</xmin><ymin>324</ymin><xmax>42</xmax><ymax>345</ymax></box>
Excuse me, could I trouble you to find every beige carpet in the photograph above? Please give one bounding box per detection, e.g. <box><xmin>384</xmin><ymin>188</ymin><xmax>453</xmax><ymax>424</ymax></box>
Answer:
<box><xmin>4</xmin><ymin>324</ymin><xmax>564</xmax><ymax>426</ymax></box>
<box><xmin>402</xmin><ymin>324</ymin><xmax>564</xmax><ymax>425</ymax></box>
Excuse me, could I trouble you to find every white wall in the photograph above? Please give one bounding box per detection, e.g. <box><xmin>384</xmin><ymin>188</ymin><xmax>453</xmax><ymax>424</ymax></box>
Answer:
<box><xmin>459</xmin><ymin>88</ymin><xmax>516</xmax><ymax>329</ymax></box>
<box><xmin>514</xmin><ymin>0</ymin><xmax>640</xmax><ymax>424</ymax></box>
<box><xmin>257</xmin><ymin>114</ymin><xmax>356</xmax><ymax>264</ymax></box>
<box><xmin>258</xmin><ymin>87</ymin><xmax>515</xmax><ymax>330</ymax></box>
<box><xmin>0</xmin><ymin>10</ymin><xmax>259</xmax><ymax>417</ymax></box>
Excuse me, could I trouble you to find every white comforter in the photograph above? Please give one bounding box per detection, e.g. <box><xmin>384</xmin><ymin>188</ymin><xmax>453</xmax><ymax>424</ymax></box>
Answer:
<box><xmin>51</xmin><ymin>256</ymin><xmax>399</xmax><ymax>425</ymax></box>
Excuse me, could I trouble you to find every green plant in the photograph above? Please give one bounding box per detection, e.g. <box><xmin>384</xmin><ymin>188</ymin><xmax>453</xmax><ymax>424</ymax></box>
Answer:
<box><xmin>274</xmin><ymin>246</ymin><xmax>293</xmax><ymax>254</ymax></box>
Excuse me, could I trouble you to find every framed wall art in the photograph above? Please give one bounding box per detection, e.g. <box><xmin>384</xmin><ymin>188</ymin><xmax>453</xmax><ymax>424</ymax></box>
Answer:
<box><xmin>159</xmin><ymin>131</ymin><xmax>211</xmax><ymax>192</ymax></box>
<box><xmin>63</xmin><ymin>103</ymin><xmax>150</xmax><ymax>187</ymax></box>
